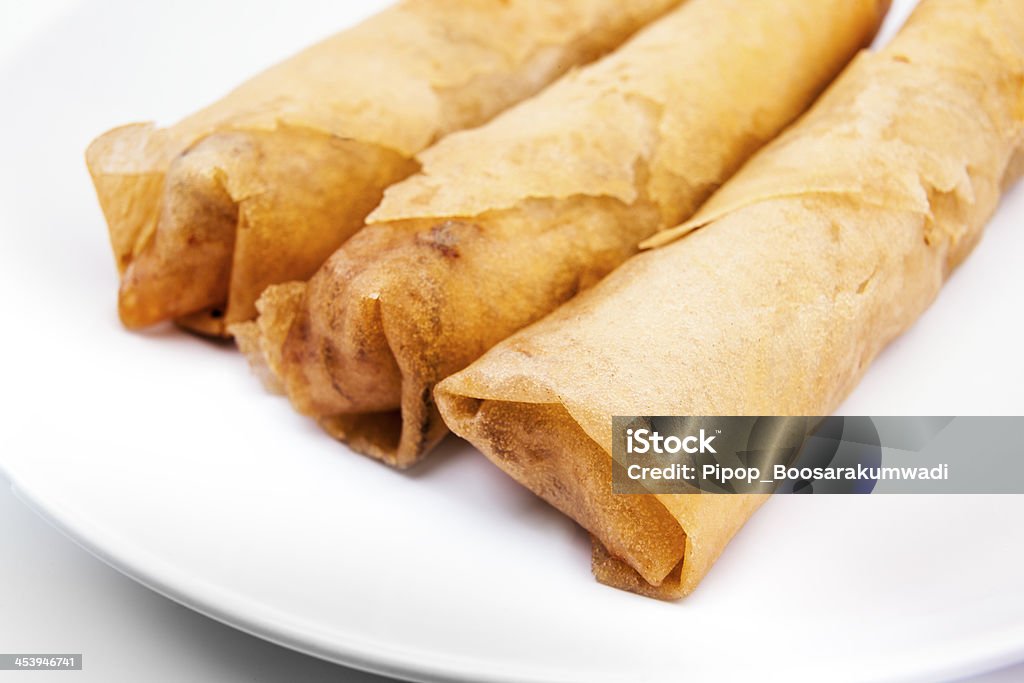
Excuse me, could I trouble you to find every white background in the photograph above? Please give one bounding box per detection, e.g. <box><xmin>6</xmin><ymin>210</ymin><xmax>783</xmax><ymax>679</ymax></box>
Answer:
<box><xmin>1</xmin><ymin>1</ymin><xmax>1023</xmax><ymax>682</ymax></box>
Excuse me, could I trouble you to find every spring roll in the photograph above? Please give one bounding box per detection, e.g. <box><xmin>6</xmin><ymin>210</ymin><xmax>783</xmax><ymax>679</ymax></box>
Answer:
<box><xmin>87</xmin><ymin>0</ymin><xmax>684</xmax><ymax>335</ymax></box>
<box><xmin>435</xmin><ymin>0</ymin><xmax>1024</xmax><ymax>599</ymax></box>
<box><xmin>238</xmin><ymin>0</ymin><xmax>890</xmax><ymax>467</ymax></box>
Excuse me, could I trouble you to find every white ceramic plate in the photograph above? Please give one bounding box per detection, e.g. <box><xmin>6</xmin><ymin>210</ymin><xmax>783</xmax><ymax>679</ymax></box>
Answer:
<box><xmin>2</xmin><ymin>1</ymin><xmax>1023</xmax><ymax>681</ymax></box>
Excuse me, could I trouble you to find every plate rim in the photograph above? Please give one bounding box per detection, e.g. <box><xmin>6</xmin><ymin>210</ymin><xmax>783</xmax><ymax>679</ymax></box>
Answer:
<box><xmin>7</xmin><ymin>457</ymin><xmax>1024</xmax><ymax>683</ymax></box>
<box><xmin>1</xmin><ymin>460</ymin><xmax>604</xmax><ymax>683</ymax></box>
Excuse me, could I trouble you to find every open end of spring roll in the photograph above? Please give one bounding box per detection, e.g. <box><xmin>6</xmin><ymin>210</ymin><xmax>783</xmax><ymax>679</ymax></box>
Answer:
<box><xmin>435</xmin><ymin>0</ymin><xmax>1024</xmax><ymax>599</ymax></box>
<box><xmin>108</xmin><ymin>127</ymin><xmax>416</xmax><ymax>333</ymax></box>
<box><xmin>238</xmin><ymin>0</ymin><xmax>890</xmax><ymax>468</ymax></box>
<box><xmin>88</xmin><ymin>0</ymin><xmax>685</xmax><ymax>335</ymax></box>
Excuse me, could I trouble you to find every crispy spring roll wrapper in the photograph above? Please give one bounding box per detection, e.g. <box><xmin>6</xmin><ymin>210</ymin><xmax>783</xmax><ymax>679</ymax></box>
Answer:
<box><xmin>237</xmin><ymin>0</ymin><xmax>890</xmax><ymax>467</ymax></box>
<box><xmin>87</xmin><ymin>0</ymin><xmax>684</xmax><ymax>335</ymax></box>
<box><xmin>435</xmin><ymin>0</ymin><xmax>1024</xmax><ymax>599</ymax></box>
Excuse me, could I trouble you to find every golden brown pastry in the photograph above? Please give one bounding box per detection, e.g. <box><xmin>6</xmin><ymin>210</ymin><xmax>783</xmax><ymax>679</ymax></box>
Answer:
<box><xmin>435</xmin><ymin>0</ymin><xmax>1024</xmax><ymax>599</ymax></box>
<box><xmin>239</xmin><ymin>0</ymin><xmax>890</xmax><ymax>467</ymax></box>
<box><xmin>87</xmin><ymin>0</ymin><xmax>684</xmax><ymax>335</ymax></box>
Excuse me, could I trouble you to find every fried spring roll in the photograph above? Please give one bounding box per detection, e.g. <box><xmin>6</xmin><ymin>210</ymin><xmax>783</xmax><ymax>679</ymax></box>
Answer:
<box><xmin>435</xmin><ymin>0</ymin><xmax>1024</xmax><ymax>599</ymax></box>
<box><xmin>87</xmin><ymin>0</ymin><xmax>684</xmax><ymax>335</ymax></box>
<box><xmin>238</xmin><ymin>0</ymin><xmax>890</xmax><ymax>467</ymax></box>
